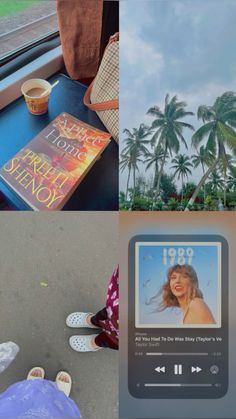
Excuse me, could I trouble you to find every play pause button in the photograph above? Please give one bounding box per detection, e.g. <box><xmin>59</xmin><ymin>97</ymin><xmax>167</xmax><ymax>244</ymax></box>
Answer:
<box><xmin>174</xmin><ymin>364</ymin><xmax>182</xmax><ymax>375</ymax></box>
<box><xmin>191</xmin><ymin>366</ymin><xmax>202</xmax><ymax>373</ymax></box>
<box><xmin>155</xmin><ymin>366</ymin><xmax>166</xmax><ymax>373</ymax></box>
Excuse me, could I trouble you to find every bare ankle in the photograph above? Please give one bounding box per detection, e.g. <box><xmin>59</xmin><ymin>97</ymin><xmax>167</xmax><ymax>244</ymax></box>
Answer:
<box><xmin>91</xmin><ymin>336</ymin><xmax>100</xmax><ymax>350</ymax></box>
<box><xmin>86</xmin><ymin>314</ymin><xmax>93</xmax><ymax>326</ymax></box>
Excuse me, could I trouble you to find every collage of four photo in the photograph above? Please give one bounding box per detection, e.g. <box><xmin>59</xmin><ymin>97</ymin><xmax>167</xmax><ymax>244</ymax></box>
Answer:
<box><xmin>0</xmin><ymin>1</ymin><xmax>236</xmax><ymax>419</ymax></box>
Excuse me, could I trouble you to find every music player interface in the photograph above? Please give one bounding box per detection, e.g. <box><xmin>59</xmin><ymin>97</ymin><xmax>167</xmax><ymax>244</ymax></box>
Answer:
<box><xmin>128</xmin><ymin>235</ymin><xmax>228</xmax><ymax>399</ymax></box>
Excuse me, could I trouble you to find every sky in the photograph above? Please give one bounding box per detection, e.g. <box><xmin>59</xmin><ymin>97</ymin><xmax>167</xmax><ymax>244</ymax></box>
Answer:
<box><xmin>120</xmin><ymin>0</ymin><xmax>236</xmax><ymax>192</ymax></box>
<box><xmin>136</xmin><ymin>243</ymin><xmax>220</xmax><ymax>326</ymax></box>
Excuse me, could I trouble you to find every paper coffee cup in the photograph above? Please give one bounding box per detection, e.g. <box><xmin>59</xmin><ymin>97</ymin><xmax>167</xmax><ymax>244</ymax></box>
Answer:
<box><xmin>21</xmin><ymin>78</ymin><xmax>52</xmax><ymax>115</ymax></box>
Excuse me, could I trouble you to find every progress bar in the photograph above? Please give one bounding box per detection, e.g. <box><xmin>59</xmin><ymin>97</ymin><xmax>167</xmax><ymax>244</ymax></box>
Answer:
<box><xmin>146</xmin><ymin>352</ymin><xmax>208</xmax><ymax>356</ymax></box>
<box><xmin>144</xmin><ymin>383</ymin><xmax>212</xmax><ymax>387</ymax></box>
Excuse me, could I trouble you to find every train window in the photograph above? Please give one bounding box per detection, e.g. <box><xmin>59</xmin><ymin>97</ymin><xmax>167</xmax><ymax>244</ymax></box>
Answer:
<box><xmin>0</xmin><ymin>0</ymin><xmax>58</xmax><ymax>63</ymax></box>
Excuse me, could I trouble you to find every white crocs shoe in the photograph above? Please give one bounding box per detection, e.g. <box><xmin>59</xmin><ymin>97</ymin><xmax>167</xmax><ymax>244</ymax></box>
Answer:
<box><xmin>66</xmin><ymin>312</ymin><xmax>98</xmax><ymax>329</ymax></box>
<box><xmin>69</xmin><ymin>335</ymin><xmax>101</xmax><ymax>352</ymax></box>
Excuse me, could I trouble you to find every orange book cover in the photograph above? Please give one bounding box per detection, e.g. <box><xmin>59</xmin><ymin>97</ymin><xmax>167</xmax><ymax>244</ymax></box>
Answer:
<box><xmin>0</xmin><ymin>112</ymin><xmax>111</xmax><ymax>210</ymax></box>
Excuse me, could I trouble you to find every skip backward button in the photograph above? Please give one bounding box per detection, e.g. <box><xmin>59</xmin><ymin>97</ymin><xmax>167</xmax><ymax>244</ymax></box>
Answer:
<box><xmin>155</xmin><ymin>366</ymin><xmax>166</xmax><ymax>373</ymax></box>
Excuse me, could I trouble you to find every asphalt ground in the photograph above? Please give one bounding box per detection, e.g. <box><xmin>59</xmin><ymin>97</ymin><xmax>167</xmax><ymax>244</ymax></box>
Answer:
<box><xmin>0</xmin><ymin>1</ymin><xmax>57</xmax><ymax>58</ymax></box>
<box><xmin>0</xmin><ymin>212</ymin><xmax>118</xmax><ymax>419</ymax></box>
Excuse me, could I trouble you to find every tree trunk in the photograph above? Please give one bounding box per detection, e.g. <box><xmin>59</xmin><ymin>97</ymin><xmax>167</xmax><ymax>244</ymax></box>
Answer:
<box><xmin>224</xmin><ymin>173</ymin><xmax>227</xmax><ymax>208</ymax></box>
<box><xmin>154</xmin><ymin>147</ymin><xmax>167</xmax><ymax>200</ymax></box>
<box><xmin>201</xmin><ymin>163</ymin><xmax>206</xmax><ymax>203</ymax></box>
<box><xmin>126</xmin><ymin>168</ymin><xmax>131</xmax><ymax>200</ymax></box>
<box><xmin>185</xmin><ymin>158</ymin><xmax>219</xmax><ymax>211</ymax></box>
<box><xmin>181</xmin><ymin>174</ymin><xmax>184</xmax><ymax>204</ymax></box>
<box><xmin>132</xmin><ymin>167</ymin><xmax>136</xmax><ymax>204</ymax></box>
<box><xmin>153</xmin><ymin>161</ymin><xmax>158</xmax><ymax>189</ymax></box>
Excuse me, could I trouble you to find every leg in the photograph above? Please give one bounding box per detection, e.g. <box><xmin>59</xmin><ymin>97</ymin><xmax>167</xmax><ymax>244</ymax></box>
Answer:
<box><xmin>95</xmin><ymin>331</ymin><xmax>118</xmax><ymax>350</ymax></box>
<box><xmin>90</xmin><ymin>307</ymin><xmax>107</xmax><ymax>327</ymax></box>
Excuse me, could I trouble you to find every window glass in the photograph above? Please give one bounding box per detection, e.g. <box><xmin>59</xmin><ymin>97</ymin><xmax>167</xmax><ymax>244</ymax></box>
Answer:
<box><xmin>0</xmin><ymin>0</ymin><xmax>58</xmax><ymax>61</ymax></box>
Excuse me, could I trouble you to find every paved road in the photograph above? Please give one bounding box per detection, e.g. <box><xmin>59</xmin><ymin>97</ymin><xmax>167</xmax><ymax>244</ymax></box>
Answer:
<box><xmin>0</xmin><ymin>1</ymin><xmax>57</xmax><ymax>58</ymax></box>
<box><xmin>0</xmin><ymin>212</ymin><xmax>118</xmax><ymax>419</ymax></box>
<box><xmin>0</xmin><ymin>13</ymin><xmax>58</xmax><ymax>57</ymax></box>
<box><xmin>0</xmin><ymin>1</ymin><xmax>56</xmax><ymax>32</ymax></box>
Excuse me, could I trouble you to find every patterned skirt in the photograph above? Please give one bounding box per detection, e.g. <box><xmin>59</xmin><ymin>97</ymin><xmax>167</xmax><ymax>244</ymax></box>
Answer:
<box><xmin>91</xmin><ymin>266</ymin><xmax>119</xmax><ymax>350</ymax></box>
<box><xmin>0</xmin><ymin>379</ymin><xmax>81</xmax><ymax>419</ymax></box>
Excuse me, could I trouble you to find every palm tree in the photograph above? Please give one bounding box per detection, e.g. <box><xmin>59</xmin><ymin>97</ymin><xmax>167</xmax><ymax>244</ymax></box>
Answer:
<box><xmin>119</xmin><ymin>191</ymin><xmax>126</xmax><ymax>209</ymax></box>
<box><xmin>182</xmin><ymin>182</ymin><xmax>198</xmax><ymax>198</ymax></box>
<box><xmin>160</xmin><ymin>173</ymin><xmax>177</xmax><ymax>201</ymax></box>
<box><xmin>135</xmin><ymin>175</ymin><xmax>147</xmax><ymax>196</ymax></box>
<box><xmin>145</xmin><ymin>145</ymin><xmax>166</xmax><ymax>188</ymax></box>
<box><xmin>171</xmin><ymin>154</ymin><xmax>193</xmax><ymax>203</ymax></box>
<box><xmin>120</xmin><ymin>151</ymin><xmax>132</xmax><ymax>199</ymax></box>
<box><xmin>122</xmin><ymin>124</ymin><xmax>151</xmax><ymax>201</ymax></box>
<box><xmin>218</xmin><ymin>154</ymin><xmax>235</xmax><ymax>207</ymax></box>
<box><xmin>120</xmin><ymin>148</ymin><xmax>142</xmax><ymax>200</ymax></box>
<box><xmin>227</xmin><ymin>175</ymin><xmax>236</xmax><ymax>192</ymax></box>
<box><xmin>192</xmin><ymin>145</ymin><xmax>214</xmax><ymax>201</ymax></box>
<box><xmin>186</xmin><ymin>91</ymin><xmax>236</xmax><ymax>210</ymax></box>
<box><xmin>206</xmin><ymin>170</ymin><xmax>224</xmax><ymax>193</ymax></box>
<box><xmin>147</xmin><ymin>94</ymin><xmax>195</xmax><ymax>199</ymax></box>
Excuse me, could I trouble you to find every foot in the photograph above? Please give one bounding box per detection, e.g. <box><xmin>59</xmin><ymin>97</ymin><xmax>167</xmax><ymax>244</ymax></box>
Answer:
<box><xmin>69</xmin><ymin>334</ymin><xmax>101</xmax><ymax>352</ymax></box>
<box><xmin>56</xmin><ymin>371</ymin><xmax>72</xmax><ymax>397</ymax></box>
<box><xmin>27</xmin><ymin>367</ymin><xmax>45</xmax><ymax>380</ymax></box>
<box><xmin>66</xmin><ymin>312</ymin><xmax>99</xmax><ymax>329</ymax></box>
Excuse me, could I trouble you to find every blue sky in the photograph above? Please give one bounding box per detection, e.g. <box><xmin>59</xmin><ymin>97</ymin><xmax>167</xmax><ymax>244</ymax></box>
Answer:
<box><xmin>120</xmin><ymin>0</ymin><xmax>236</xmax><ymax>191</ymax></box>
<box><xmin>137</xmin><ymin>243</ymin><xmax>220</xmax><ymax>326</ymax></box>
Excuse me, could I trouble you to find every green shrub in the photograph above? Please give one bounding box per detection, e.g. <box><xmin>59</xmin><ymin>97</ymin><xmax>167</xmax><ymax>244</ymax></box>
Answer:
<box><xmin>132</xmin><ymin>196</ymin><xmax>151</xmax><ymax>211</ymax></box>
<box><xmin>167</xmin><ymin>198</ymin><xmax>179</xmax><ymax>211</ymax></box>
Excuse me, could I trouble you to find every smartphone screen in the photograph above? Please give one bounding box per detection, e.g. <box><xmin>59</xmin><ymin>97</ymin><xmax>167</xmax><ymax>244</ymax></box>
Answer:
<box><xmin>128</xmin><ymin>235</ymin><xmax>228</xmax><ymax>399</ymax></box>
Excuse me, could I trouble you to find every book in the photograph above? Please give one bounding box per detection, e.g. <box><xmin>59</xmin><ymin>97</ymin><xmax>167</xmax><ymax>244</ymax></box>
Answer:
<box><xmin>0</xmin><ymin>112</ymin><xmax>111</xmax><ymax>210</ymax></box>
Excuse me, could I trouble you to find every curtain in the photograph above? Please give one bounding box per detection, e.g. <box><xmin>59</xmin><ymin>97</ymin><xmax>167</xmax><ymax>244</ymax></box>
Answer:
<box><xmin>56</xmin><ymin>0</ymin><xmax>103</xmax><ymax>80</ymax></box>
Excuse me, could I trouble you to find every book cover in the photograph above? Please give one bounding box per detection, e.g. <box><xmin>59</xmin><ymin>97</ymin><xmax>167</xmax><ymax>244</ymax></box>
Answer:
<box><xmin>0</xmin><ymin>112</ymin><xmax>111</xmax><ymax>210</ymax></box>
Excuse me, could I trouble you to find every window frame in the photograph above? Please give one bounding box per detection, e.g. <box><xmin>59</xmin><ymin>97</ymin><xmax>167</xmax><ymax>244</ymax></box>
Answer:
<box><xmin>0</xmin><ymin>11</ymin><xmax>63</xmax><ymax>110</ymax></box>
<box><xmin>0</xmin><ymin>44</ymin><xmax>64</xmax><ymax>110</ymax></box>
<box><xmin>0</xmin><ymin>29</ymin><xmax>60</xmax><ymax>68</ymax></box>
<box><xmin>0</xmin><ymin>33</ymin><xmax>61</xmax><ymax>81</ymax></box>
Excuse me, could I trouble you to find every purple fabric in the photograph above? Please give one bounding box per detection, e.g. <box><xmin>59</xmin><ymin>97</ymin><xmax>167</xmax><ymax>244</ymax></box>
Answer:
<box><xmin>0</xmin><ymin>379</ymin><xmax>81</xmax><ymax>419</ymax></box>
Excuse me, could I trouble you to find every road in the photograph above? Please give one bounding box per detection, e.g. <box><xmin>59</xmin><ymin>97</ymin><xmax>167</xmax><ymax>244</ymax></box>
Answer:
<box><xmin>0</xmin><ymin>212</ymin><xmax>119</xmax><ymax>419</ymax></box>
<box><xmin>0</xmin><ymin>1</ymin><xmax>57</xmax><ymax>59</ymax></box>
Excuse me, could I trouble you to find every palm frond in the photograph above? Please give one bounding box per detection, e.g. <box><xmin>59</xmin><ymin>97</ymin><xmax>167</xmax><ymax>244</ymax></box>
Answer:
<box><xmin>174</xmin><ymin>109</ymin><xmax>195</xmax><ymax>120</ymax></box>
<box><xmin>147</xmin><ymin>106</ymin><xmax>163</xmax><ymax>118</ymax></box>
<box><xmin>175</xmin><ymin>121</ymin><xmax>195</xmax><ymax>131</ymax></box>
<box><xmin>197</xmin><ymin>105</ymin><xmax>215</xmax><ymax>122</ymax></box>
<box><xmin>217</xmin><ymin>122</ymin><xmax>236</xmax><ymax>155</ymax></box>
<box><xmin>191</xmin><ymin>122</ymin><xmax>215</xmax><ymax>147</ymax></box>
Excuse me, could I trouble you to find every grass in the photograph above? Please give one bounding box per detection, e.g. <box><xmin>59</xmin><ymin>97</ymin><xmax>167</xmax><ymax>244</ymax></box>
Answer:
<box><xmin>0</xmin><ymin>0</ymin><xmax>40</xmax><ymax>17</ymax></box>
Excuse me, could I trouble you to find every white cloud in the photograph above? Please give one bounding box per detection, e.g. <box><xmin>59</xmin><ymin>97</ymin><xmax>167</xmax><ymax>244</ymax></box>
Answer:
<box><xmin>120</xmin><ymin>1</ymin><xmax>164</xmax><ymax>83</ymax></box>
<box><xmin>173</xmin><ymin>1</ymin><xmax>204</xmax><ymax>27</ymax></box>
<box><xmin>121</xmin><ymin>29</ymin><xmax>164</xmax><ymax>78</ymax></box>
<box><xmin>169</xmin><ymin>79</ymin><xmax>236</xmax><ymax>118</ymax></box>
<box><xmin>120</xmin><ymin>22</ymin><xmax>165</xmax><ymax>140</ymax></box>
<box><xmin>120</xmin><ymin>0</ymin><xmax>156</xmax><ymax>29</ymax></box>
